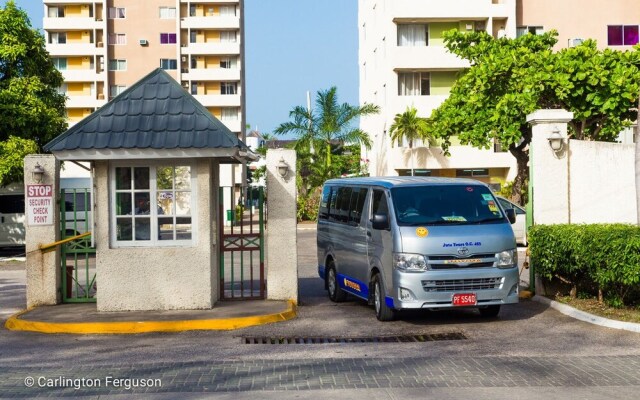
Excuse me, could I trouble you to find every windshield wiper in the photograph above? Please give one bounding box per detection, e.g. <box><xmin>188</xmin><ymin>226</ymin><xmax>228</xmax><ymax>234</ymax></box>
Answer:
<box><xmin>472</xmin><ymin>217</ymin><xmax>504</xmax><ymax>224</ymax></box>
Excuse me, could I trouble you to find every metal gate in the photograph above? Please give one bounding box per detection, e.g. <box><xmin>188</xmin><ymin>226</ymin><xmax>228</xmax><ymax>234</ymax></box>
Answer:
<box><xmin>60</xmin><ymin>187</ymin><xmax>96</xmax><ymax>303</ymax></box>
<box><xmin>219</xmin><ymin>186</ymin><xmax>265</xmax><ymax>300</ymax></box>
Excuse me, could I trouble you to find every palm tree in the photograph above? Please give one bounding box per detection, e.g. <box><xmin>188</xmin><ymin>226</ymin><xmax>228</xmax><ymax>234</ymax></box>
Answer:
<box><xmin>274</xmin><ymin>87</ymin><xmax>379</xmax><ymax>179</ymax></box>
<box><xmin>636</xmin><ymin>96</ymin><xmax>640</xmax><ymax>225</ymax></box>
<box><xmin>389</xmin><ymin>106</ymin><xmax>432</xmax><ymax>176</ymax></box>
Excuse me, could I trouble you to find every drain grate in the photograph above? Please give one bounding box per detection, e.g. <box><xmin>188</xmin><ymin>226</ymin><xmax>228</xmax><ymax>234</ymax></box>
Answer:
<box><xmin>242</xmin><ymin>332</ymin><xmax>466</xmax><ymax>344</ymax></box>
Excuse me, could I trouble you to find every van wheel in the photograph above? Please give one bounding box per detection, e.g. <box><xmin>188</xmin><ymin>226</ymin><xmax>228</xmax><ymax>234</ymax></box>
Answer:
<box><xmin>373</xmin><ymin>274</ymin><xmax>396</xmax><ymax>321</ymax></box>
<box><xmin>327</xmin><ymin>264</ymin><xmax>346</xmax><ymax>303</ymax></box>
<box><xmin>479</xmin><ymin>305</ymin><xmax>500</xmax><ymax>318</ymax></box>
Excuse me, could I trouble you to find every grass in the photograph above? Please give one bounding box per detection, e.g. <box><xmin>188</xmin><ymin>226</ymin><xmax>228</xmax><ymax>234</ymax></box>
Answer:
<box><xmin>552</xmin><ymin>295</ymin><xmax>640</xmax><ymax>324</ymax></box>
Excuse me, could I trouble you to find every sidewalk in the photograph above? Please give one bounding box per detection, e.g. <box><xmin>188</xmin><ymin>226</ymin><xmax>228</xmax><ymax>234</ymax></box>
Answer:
<box><xmin>5</xmin><ymin>300</ymin><xmax>296</xmax><ymax>334</ymax></box>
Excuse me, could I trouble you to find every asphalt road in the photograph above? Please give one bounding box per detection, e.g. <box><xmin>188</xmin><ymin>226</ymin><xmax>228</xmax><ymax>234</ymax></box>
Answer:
<box><xmin>1</xmin><ymin>228</ymin><xmax>639</xmax><ymax>399</ymax></box>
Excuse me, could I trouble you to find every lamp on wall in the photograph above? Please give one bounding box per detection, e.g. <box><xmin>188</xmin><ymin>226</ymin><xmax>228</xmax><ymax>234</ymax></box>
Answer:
<box><xmin>276</xmin><ymin>157</ymin><xmax>289</xmax><ymax>179</ymax></box>
<box><xmin>32</xmin><ymin>163</ymin><xmax>45</xmax><ymax>183</ymax></box>
<box><xmin>547</xmin><ymin>127</ymin><xmax>564</xmax><ymax>153</ymax></box>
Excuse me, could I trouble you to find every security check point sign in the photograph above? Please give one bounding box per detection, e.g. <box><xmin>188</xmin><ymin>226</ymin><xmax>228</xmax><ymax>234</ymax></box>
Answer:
<box><xmin>27</xmin><ymin>185</ymin><xmax>54</xmax><ymax>226</ymax></box>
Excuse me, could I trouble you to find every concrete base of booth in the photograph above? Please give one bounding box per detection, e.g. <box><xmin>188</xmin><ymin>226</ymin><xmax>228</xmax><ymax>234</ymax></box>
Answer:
<box><xmin>5</xmin><ymin>300</ymin><xmax>296</xmax><ymax>334</ymax></box>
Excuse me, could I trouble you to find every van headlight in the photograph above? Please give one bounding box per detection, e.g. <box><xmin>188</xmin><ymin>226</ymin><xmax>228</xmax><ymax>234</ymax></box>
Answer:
<box><xmin>393</xmin><ymin>253</ymin><xmax>427</xmax><ymax>272</ymax></box>
<box><xmin>496</xmin><ymin>249</ymin><xmax>517</xmax><ymax>268</ymax></box>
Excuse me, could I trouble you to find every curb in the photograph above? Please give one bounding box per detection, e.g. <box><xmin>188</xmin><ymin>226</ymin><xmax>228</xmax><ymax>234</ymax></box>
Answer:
<box><xmin>532</xmin><ymin>295</ymin><xmax>640</xmax><ymax>333</ymax></box>
<box><xmin>4</xmin><ymin>300</ymin><xmax>297</xmax><ymax>335</ymax></box>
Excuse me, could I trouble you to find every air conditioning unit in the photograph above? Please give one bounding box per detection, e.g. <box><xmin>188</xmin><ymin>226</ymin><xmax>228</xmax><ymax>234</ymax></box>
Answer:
<box><xmin>139</xmin><ymin>39</ymin><xmax>148</xmax><ymax>46</ymax></box>
<box><xmin>465</xmin><ymin>23</ymin><xmax>474</xmax><ymax>31</ymax></box>
<box><xmin>182</xmin><ymin>82</ymin><xmax>189</xmax><ymax>88</ymax></box>
<box><xmin>568</xmin><ymin>38</ymin><xmax>584</xmax><ymax>47</ymax></box>
<box><xmin>96</xmin><ymin>42</ymin><xmax>103</xmax><ymax>48</ymax></box>
<box><xmin>97</xmin><ymin>93</ymin><xmax>105</xmax><ymax>100</ymax></box>
<box><xmin>181</xmin><ymin>56</ymin><xmax>187</xmax><ymax>62</ymax></box>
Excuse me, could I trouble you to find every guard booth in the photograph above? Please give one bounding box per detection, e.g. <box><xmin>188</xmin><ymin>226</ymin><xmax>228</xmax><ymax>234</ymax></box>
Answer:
<box><xmin>42</xmin><ymin>69</ymin><xmax>258</xmax><ymax>312</ymax></box>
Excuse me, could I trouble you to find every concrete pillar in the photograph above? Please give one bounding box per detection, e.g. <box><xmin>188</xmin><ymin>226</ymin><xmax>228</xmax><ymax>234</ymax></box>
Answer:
<box><xmin>265</xmin><ymin>149</ymin><xmax>298</xmax><ymax>303</ymax></box>
<box><xmin>23</xmin><ymin>154</ymin><xmax>61</xmax><ymax>307</ymax></box>
<box><xmin>526</xmin><ymin>109</ymin><xmax>574</xmax><ymax>225</ymax></box>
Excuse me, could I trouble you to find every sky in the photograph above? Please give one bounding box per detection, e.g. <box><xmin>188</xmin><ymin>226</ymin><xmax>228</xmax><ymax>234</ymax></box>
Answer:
<box><xmin>5</xmin><ymin>0</ymin><xmax>359</xmax><ymax>138</ymax></box>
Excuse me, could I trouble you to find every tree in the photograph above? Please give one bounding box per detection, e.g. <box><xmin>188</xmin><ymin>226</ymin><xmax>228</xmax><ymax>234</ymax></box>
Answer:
<box><xmin>427</xmin><ymin>30</ymin><xmax>640</xmax><ymax>205</ymax></box>
<box><xmin>389</xmin><ymin>106</ymin><xmax>433</xmax><ymax>176</ymax></box>
<box><xmin>274</xmin><ymin>87</ymin><xmax>379</xmax><ymax>181</ymax></box>
<box><xmin>0</xmin><ymin>1</ymin><xmax>67</xmax><ymax>185</ymax></box>
<box><xmin>636</xmin><ymin>95</ymin><xmax>640</xmax><ymax>225</ymax></box>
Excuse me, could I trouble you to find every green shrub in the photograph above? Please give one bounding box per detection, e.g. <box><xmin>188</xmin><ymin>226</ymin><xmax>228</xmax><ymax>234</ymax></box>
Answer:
<box><xmin>296</xmin><ymin>189</ymin><xmax>320</xmax><ymax>222</ymax></box>
<box><xmin>529</xmin><ymin>224</ymin><xmax>640</xmax><ymax>306</ymax></box>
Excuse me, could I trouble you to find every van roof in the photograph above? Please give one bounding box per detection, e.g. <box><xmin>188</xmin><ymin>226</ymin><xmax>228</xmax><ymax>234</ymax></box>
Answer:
<box><xmin>324</xmin><ymin>176</ymin><xmax>488</xmax><ymax>189</ymax></box>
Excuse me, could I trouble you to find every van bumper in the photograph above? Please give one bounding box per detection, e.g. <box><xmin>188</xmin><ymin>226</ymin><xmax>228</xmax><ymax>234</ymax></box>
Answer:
<box><xmin>391</xmin><ymin>266</ymin><xmax>519</xmax><ymax>310</ymax></box>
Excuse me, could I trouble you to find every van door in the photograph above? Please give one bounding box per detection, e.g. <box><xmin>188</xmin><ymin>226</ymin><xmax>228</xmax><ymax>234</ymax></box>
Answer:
<box><xmin>342</xmin><ymin>187</ymin><xmax>370</xmax><ymax>297</ymax></box>
<box><xmin>0</xmin><ymin>194</ymin><xmax>26</xmax><ymax>246</ymax></box>
<box><xmin>366</xmin><ymin>189</ymin><xmax>394</xmax><ymax>299</ymax></box>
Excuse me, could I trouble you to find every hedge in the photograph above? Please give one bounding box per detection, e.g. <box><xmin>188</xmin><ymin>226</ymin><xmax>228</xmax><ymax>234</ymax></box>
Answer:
<box><xmin>529</xmin><ymin>224</ymin><xmax>640</xmax><ymax>307</ymax></box>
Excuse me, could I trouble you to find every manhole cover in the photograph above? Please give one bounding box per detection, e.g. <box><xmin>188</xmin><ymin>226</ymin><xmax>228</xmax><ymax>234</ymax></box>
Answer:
<box><xmin>242</xmin><ymin>333</ymin><xmax>466</xmax><ymax>344</ymax></box>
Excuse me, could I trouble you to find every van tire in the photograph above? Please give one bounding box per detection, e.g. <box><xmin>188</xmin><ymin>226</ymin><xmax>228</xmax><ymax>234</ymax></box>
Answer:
<box><xmin>479</xmin><ymin>305</ymin><xmax>500</xmax><ymax>318</ymax></box>
<box><xmin>327</xmin><ymin>265</ymin><xmax>347</xmax><ymax>303</ymax></box>
<box><xmin>373</xmin><ymin>274</ymin><xmax>396</xmax><ymax>321</ymax></box>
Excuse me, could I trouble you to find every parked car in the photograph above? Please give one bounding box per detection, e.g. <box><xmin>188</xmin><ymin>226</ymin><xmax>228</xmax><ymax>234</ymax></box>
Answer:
<box><xmin>496</xmin><ymin>196</ymin><xmax>527</xmax><ymax>246</ymax></box>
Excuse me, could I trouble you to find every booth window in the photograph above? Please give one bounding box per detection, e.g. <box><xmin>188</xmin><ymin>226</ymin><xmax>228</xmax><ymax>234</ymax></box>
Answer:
<box><xmin>111</xmin><ymin>164</ymin><xmax>195</xmax><ymax>247</ymax></box>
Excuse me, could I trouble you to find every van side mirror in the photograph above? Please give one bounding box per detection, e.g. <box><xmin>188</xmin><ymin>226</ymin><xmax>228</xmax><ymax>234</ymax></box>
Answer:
<box><xmin>505</xmin><ymin>208</ymin><xmax>516</xmax><ymax>224</ymax></box>
<box><xmin>371</xmin><ymin>213</ymin><xmax>389</xmax><ymax>230</ymax></box>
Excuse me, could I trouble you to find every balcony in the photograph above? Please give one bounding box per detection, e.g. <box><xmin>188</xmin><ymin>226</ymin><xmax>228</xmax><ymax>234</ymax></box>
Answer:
<box><xmin>180</xmin><ymin>16</ymin><xmax>240</xmax><ymax>30</ymax></box>
<box><xmin>61</xmin><ymin>69</ymin><xmax>106</xmax><ymax>82</ymax></box>
<box><xmin>47</xmin><ymin>43</ymin><xmax>100</xmax><ymax>56</ymax></box>
<box><xmin>182</xmin><ymin>68</ymin><xmax>240</xmax><ymax>81</ymax></box>
<box><xmin>180</xmin><ymin>0</ymin><xmax>238</xmax><ymax>4</ymax></box>
<box><xmin>193</xmin><ymin>94</ymin><xmax>241</xmax><ymax>107</ymax></box>
<box><xmin>65</xmin><ymin>95</ymin><xmax>107</xmax><ymax>108</ymax></box>
<box><xmin>391</xmin><ymin>46</ymin><xmax>469</xmax><ymax>70</ymax></box>
<box><xmin>181</xmin><ymin>42</ymin><xmax>240</xmax><ymax>56</ymax></box>
<box><xmin>43</xmin><ymin>17</ymin><xmax>103</xmax><ymax>30</ymax></box>
<box><xmin>389</xmin><ymin>0</ymin><xmax>514</xmax><ymax>19</ymax></box>
<box><xmin>220</xmin><ymin>120</ymin><xmax>242</xmax><ymax>133</ymax></box>
<box><xmin>389</xmin><ymin>95</ymin><xmax>449</xmax><ymax>117</ymax></box>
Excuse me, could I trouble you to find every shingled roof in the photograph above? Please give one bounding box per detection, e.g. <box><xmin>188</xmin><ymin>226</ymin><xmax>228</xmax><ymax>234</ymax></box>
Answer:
<box><xmin>44</xmin><ymin>68</ymin><xmax>251</xmax><ymax>162</ymax></box>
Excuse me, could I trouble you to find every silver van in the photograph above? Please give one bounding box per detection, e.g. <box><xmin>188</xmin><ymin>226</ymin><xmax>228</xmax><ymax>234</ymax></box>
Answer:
<box><xmin>317</xmin><ymin>177</ymin><xmax>519</xmax><ymax>321</ymax></box>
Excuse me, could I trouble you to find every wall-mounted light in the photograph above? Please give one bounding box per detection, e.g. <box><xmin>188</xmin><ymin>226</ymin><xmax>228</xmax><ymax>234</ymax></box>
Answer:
<box><xmin>547</xmin><ymin>128</ymin><xmax>564</xmax><ymax>153</ymax></box>
<box><xmin>32</xmin><ymin>163</ymin><xmax>45</xmax><ymax>183</ymax></box>
<box><xmin>276</xmin><ymin>157</ymin><xmax>289</xmax><ymax>179</ymax></box>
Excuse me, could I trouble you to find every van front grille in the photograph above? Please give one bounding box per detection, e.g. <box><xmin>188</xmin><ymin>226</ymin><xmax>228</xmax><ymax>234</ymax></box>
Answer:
<box><xmin>427</xmin><ymin>254</ymin><xmax>496</xmax><ymax>270</ymax></box>
<box><xmin>422</xmin><ymin>277</ymin><xmax>503</xmax><ymax>292</ymax></box>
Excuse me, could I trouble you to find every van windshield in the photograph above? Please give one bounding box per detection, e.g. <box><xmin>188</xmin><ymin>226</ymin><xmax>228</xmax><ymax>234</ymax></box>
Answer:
<box><xmin>391</xmin><ymin>185</ymin><xmax>504</xmax><ymax>226</ymax></box>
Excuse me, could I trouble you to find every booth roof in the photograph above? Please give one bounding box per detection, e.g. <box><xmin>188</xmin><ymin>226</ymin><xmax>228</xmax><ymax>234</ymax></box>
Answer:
<box><xmin>44</xmin><ymin>69</ymin><xmax>249</xmax><ymax>156</ymax></box>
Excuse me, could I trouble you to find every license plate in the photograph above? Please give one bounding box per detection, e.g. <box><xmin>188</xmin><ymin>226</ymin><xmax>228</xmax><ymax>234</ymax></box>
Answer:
<box><xmin>452</xmin><ymin>293</ymin><xmax>477</xmax><ymax>306</ymax></box>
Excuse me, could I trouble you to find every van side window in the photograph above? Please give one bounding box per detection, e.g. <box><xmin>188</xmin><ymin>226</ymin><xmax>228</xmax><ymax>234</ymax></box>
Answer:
<box><xmin>337</xmin><ymin>187</ymin><xmax>352</xmax><ymax>222</ymax></box>
<box><xmin>349</xmin><ymin>188</ymin><xmax>368</xmax><ymax>225</ymax></box>
<box><xmin>318</xmin><ymin>186</ymin><xmax>331</xmax><ymax>220</ymax></box>
<box><xmin>0</xmin><ymin>195</ymin><xmax>24</xmax><ymax>214</ymax></box>
<box><xmin>328</xmin><ymin>187</ymin><xmax>339</xmax><ymax>221</ymax></box>
<box><xmin>372</xmin><ymin>189</ymin><xmax>388</xmax><ymax>215</ymax></box>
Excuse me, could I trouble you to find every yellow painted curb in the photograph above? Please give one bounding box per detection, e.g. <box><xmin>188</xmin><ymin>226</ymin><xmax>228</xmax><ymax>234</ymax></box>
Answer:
<box><xmin>4</xmin><ymin>301</ymin><xmax>297</xmax><ymax>335</ymax></box>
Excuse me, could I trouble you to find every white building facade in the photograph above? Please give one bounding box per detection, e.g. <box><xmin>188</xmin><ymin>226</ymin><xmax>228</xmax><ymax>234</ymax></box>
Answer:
<box><xmin>359</xmin><ymin>0</ymin><xmax>518</xmax><ymax>190</ymax></box>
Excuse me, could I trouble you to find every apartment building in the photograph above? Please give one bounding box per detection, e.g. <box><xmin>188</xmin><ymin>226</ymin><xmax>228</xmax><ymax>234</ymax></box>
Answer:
<box><xmin>358</xmin><ymin>0</ymin><xmax>519</xmax><ymax>189</ymax></box>
<box><xmin>43</xmin><ymin>0</ymin><xmax>245</xmax><ymax>185</ymax></box>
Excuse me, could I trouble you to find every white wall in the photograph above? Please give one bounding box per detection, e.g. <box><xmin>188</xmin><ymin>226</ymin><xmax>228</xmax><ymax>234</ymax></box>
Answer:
<box><xmin>569</xmin><ymin>140</ymin><xmax>638</xmax><ymax>223</ymax></box>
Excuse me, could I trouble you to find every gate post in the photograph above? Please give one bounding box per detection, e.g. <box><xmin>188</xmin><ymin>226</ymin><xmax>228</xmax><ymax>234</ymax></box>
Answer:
<box><xmin>23</xmin><ymin>154</ymin><xmax>61</xmax><ymax>307</ymax></box>
<box><xmin>265</xmin><ymin>149</ymin><xmax>298</xmax><ymax>303</ymax></box>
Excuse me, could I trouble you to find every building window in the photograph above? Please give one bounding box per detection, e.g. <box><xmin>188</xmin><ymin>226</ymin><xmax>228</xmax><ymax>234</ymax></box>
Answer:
<box><xmin>50</xmin><ymin>32</ymin><xmax>67</xmax><ymax>44</ymax></box>
<box><xmin>108</xmin><ymin>59</ymin><xmax>127</xmax><ymax>71</ymax></box>
<box><xmin>108</xmin><ymin>33</ymin><xmax>126</xmax><ymax>45</ymax></box>
<box><xmin>108</xmin><ymin>7</ymin><xmax>125</xmax><ymax>19</ymax></box>
<box><xmin>48</xmin><ymin>6</ymin><xmax>64</xmax><ymax>18</ymax></box>
<box><xmin>109</xmin><ymin>85</ymin><xmax>126</xmax><ymax>98</ymax></box>
<box><xmin>516</xmin><ymin>26</ymin><xmax>544</xmax><ymax>38</ymax></box>
<box><xmin>398</xmin><ymin>72</ymin><xmax>430</xmax><ymax>96</ymax></box>
<box><xmin>220</xmin><ymin>6</ymin><xmax>237</xmax><ymax>16</ymax></box>
<box><xmin>397</xmin><ymin>24</ymin><xmax>428</xmax><ymax>46</ymax></box>
<box><xmin>220</xmin><ymin>82</ymin><xmax>237</xmax><ymax>95</ymax></box>
<box><xmin>608</xmin><ymin>25</ymin><xmax>639</xmax><ymax>46</ymax></box>
<box><xmin>191</xmin><ymin>83</ymin><xmax>198</xmax><ymax>95</ymax></box>
<box><xmin>220</xmin><ymin>57</ymin><xmax>237</xmax><ymax>69</ymax></box>
<box><xmin>221</xmin><ymin>108</ymin><xmax>238</xmax><ymax>121</ymax></box>
<box><xmin>190</xmin><ymin>31</ymin><xmax>197</xmax><ymax>43</ymax></box>
<box><xmin>159</xmin><ymin>7</ymin><xmax>176</xmax><ymax>19</ymax></box>
<box><xmin>220</xmin><ymin>31</ymin><xmax>237</xmax><ymax>43</ymax></box>
<box><xmin>52</xmin><ymin>58</ymin><xmax>67</xmax><ymax>70</ymax></box>
<box><xmin>160</xmin><ymin>33</ymin><xmax>177</xmax><ymax>44</ymax></box>
<box><xmin>160</xmin><ymin>59</ymin><xmax>178</xmax><ymax>70</ymax></box>
<box><xmin>189</xmin><ymin>5</ymin><xmax>196</xmax><ymax>17</ymax></box>
<box><xmin>111</xmin><ymin>165</ymin><xmax>195</xmax><ymax>247</ymax></box>
<box><xmin>456</xmin><ymin>169</ymin><xmax>489</xmax><ymax>177</ymax></box>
